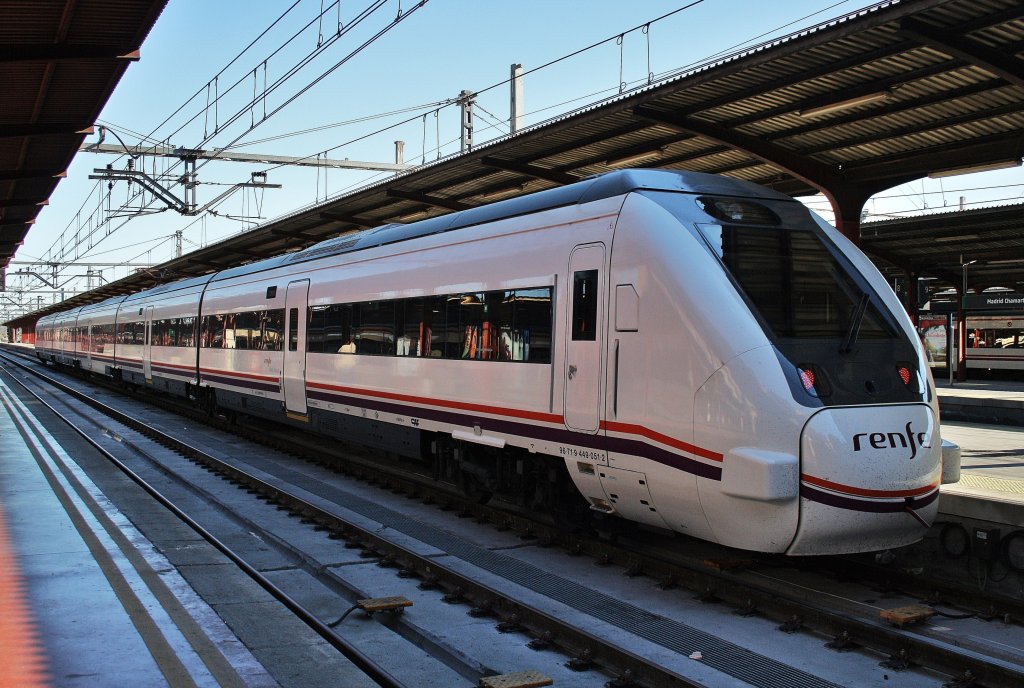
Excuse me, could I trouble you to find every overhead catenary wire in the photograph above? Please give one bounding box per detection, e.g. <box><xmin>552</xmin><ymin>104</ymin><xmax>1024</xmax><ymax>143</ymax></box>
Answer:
<box><xmin>32</xmin><ymin>0</ymin><xmax>416</xmax><ymax>287</ymax></box>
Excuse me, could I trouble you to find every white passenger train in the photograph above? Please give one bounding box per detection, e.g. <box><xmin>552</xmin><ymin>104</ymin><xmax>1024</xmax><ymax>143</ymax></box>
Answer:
<box><xmin>36</xmin><ymin>170</ymin><xmax>960</xmax><ymax>555</ymax></box>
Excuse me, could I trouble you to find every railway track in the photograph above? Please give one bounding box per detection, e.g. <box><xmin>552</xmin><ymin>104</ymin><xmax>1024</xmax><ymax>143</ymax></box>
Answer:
<box><xmin>3</xmin><ymin>346</ymin><xmax>1024</xmax><ymax>687</ymax></box>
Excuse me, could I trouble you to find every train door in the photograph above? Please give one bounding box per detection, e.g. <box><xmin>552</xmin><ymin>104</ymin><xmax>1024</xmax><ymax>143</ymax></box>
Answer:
<box><xmin>564</xmin><ymin>243</ymin><xmax>606</xmax><ymax>433</ymax></box>
<box><xmin>283</xmin><ymin>279</ymin><xmax>310</xmax><ymax>417</ymax></box>
<box><xmin>85</xmin><ymin>324</ymin><xmax>93</xmax><ymax>369</ymax></box>
<box><xmin>143</xmin><ymin>306</ymin><xmax>154</xmax><ymax>381</ymax></box>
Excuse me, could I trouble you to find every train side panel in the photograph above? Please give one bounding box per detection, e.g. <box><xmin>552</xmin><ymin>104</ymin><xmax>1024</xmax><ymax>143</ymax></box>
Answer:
<box><xmin>76</xmin><ymin>298</ymin><xmax>123</xmax><ymax>376</ymax></box>
<box><xmin>198</xmin><ymin>275</ymin><xmax>287</xmax><ymax>413</ymax></box>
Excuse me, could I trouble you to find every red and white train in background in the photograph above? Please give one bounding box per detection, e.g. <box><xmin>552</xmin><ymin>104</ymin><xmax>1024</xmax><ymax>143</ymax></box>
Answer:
<box><xmin>36</xmin><ymin>170</ymin><xmax>960</xmax><ymax>555</ymax></box>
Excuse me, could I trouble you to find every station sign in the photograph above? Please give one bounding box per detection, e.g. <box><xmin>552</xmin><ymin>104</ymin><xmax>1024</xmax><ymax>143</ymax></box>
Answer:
<box><xmin>962</xmin><ymin>292</ymin><xmax>1024</xmax><ymax>311</ymax></box>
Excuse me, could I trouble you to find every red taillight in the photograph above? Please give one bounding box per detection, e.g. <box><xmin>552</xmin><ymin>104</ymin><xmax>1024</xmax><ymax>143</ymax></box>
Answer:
<box><xmin>799</xmin><ymin>367</ymin><xmax>816</xmax><ymax>392</ymax></box>
<box><xmin>798</xmin><ymin>364</ymin><xmax>830</xmax><ymax>397</ymax></box>
<box><xmin>898</xmin><ymin>366</ymin><xmax>912</xmax><ymax>386</ymax></box>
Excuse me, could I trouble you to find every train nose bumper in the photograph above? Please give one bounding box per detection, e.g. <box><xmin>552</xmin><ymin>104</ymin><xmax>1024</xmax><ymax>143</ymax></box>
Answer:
<box><xmin>787</xmin><ymin>403</ymin><xmax>942</xmax><ymax>555</ymax></box>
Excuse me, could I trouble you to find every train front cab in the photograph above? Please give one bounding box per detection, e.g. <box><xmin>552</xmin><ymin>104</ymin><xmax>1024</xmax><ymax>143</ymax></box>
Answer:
<box><xmin>603</xmin><ymin>181</ymin><xmax>956</xmax><ymax>555</ymax></box>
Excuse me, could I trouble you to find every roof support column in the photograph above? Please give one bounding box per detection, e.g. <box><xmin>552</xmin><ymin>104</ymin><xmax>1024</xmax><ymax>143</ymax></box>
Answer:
<box><xmin>903</xmin><ymin>269</ymin><xmax>920</xmax><ymax>325</ymax></box>
<box><xmin>820</xmin><ymin>183</ymin><xmax>878</xmax><ymax>247</ymax></box>
<box><xmin>956</xmin><ymin>299</ymin><xmax>968</xmax><ymax>382</ymax></box>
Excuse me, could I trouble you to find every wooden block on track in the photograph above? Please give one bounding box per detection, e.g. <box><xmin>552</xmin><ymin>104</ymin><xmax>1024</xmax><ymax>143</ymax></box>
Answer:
<box><xmin>880</xmin><ymin>604</ymin><xmax>935</xmax><ymax>627</ymax></box>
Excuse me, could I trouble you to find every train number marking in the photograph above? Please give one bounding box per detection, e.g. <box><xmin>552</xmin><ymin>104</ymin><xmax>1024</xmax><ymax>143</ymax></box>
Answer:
<box><xmin>558</xmin><ymin>446</ymin><xmax>603</xmax><ymax>461</ymax></box>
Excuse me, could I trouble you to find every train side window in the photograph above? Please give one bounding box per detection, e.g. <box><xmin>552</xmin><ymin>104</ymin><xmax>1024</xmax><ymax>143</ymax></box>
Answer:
<box><xmin>180</xmin><ymin>316</ymin><xmax>196</xmax><ymax>348</ymax></box>
<box><xmin>572</xmin><ymin>270</ymin><xmax>598</xmax><ymax>341</ymax></box>
<box><xmin>235</xmin><ymin>310</ymin><xmax>260</xmax><ymax>350</ymax></box>
<box><xmin>263</xmin><ymin>309</ymin><xmax>285</xmax><ymax>351</ymax></box>
<box><xmin>401</xmin><ymin>298</ymin><xmax>424</xmax><ymax>357</ymax></box>
<box><xmin>288</xmin><ymin>308</ymin><xmax>299</xmax><ymax>351</ymax></box>
<box><xmin>420</xmin><ymin>295</ymin><xmax>445</xmax><ymax>358</ymax></box>
<box><xmin>223</xmin><ymin>313</ymin><xmax>238</xmax><ymax>349</ymax></box>
<box><xmin>514</xmin><ymin>287</ymin><xmax>552</xmax><ymax>363</ymax></box>
<box><xmin>356</xmin><ymin>301</ymin><xmax>394</xmax><ymax>355</ymax></box>
<box><xmin>459</xmin><ymin>293</ymin><xmax>486</xmax><ymax>359</ymax></box>
<box><xmin>307</xmin><ymin>305</ymin><xmax>327</xmax><ymax>354</ymax></box>
<box><xmin>394</xmin><ymin>300</ymin><xmax>411</xmax><ymax>356</ymax></box>
<box><xmin>439</xmin><ymin>296</ymin><xmax>459</xmax><ymax>359</ymax></box>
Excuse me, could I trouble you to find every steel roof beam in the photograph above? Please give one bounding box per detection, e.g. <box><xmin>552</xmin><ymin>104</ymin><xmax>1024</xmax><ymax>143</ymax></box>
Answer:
<box><xmin>842</xmin><ymin>131</ymin><xmax>1024</xmax><ymax>183</ymax></box>
<box><xmin>480</xmin><ymin>157</ymin><xmax>579</xmax><ymax>185</ymax></box>
<box><xmin>797</xmin><ymin>101</ymin><xmax>1024</xmax><ymax>157</ymax></box>
<box><xmin>0</xmin><ymin>168</ymin><xmax>66</xmax><ymax>181</ymax></box>
<box><xmin>0</xmin><ymin>44</ymin><xmax>140</xmax><ymax>62</ymax></box>
<box><xmin>270</xmin><ymin>228</ymin><xmax>323</xmax><ymax>240</ymax></box>
<box><xmin>386</xmin><ymin>189</ymin><xmax>473</xmax><ymax>211</ymax></box>
<box><xmin>0</xmin><ymin>198</ymin><xmax>48</xmax><ymax>208</ymax></box>
<box><xmin>319</xmin><ymin>211</ymin><xmax>374</xmax><ymax>227</ymax></box>
<box><xmin>0</xmin><ymin>123</ymin><xmax>93</xmax><ymax>138</ymax></box>
<box><xmin>763</xmin><ymin>78</ymin><xmax>1004</xmax><ymax>143</ymax></box>
<box><xmin>899</xmin><ymin>18</ymin><xmax>1024</xmax><ymax>88</ymax></box>
<box><xmin>633</xmin><ymin>106</ymin><xmax>841</xmax><ymax>191</ymax></box>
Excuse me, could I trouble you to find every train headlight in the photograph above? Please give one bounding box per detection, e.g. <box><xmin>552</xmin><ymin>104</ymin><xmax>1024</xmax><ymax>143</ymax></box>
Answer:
<box><xmin>797</xmin><ymin>363</ymin><xmax>830</xmax><ymax>398</ymax></box>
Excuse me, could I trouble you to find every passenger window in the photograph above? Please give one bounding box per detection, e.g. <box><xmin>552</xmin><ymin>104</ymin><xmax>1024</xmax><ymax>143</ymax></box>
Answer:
<box><xmin>262</xmin><ymin>309</ymin><xmax>285</xmax><ymax>351</ymax></box>
<box><xmin>572</xmin><ymin>270</ymin><xmax>598</xmax><ymax>341</ymax></box>
<box><xmin>459</xmin><ymin>293</ymin><xmax>486</xmax><ymax>359</ymax></box>
<box><xmin>307</xmin><ymin>306</ymin><xmax>327</xmax><ymax>354</ymax></box>
<box><xmin>401</xmin><ymin>298</ymin><xmax>425</xmax><ymax>357</ymax></box>
<box><xmin>356</xmin><ymin>301</ymin><xmax>395</xmax><ymax>355</ymax></box>
<box><xmin>514</xmin><ymin>287</ymin><xmax>552</xmax><ymax>362</ymax></box>
<box><xmin>288</xmin><ymin>308</ymin><xmax>299</xmax><ymax>351</ymax></box>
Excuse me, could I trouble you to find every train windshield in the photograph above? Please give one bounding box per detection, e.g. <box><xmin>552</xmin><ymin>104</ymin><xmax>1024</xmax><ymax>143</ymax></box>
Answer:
<box><xmin>692</xmin><ymin>221</ymin><xmax>894</xmax><ymax>342</ymax></box>
<box><xmin>647</xmin><ymin>191</ymin><xmax>923</xmax><ymax>406</ymax></box>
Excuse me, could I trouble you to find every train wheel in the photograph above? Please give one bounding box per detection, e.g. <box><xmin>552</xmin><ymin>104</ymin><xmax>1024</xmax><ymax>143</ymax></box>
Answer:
<box><xmin>458</xmin><ymin>467</ymin><xmax>493</xmax><ymax>504</ymax></box>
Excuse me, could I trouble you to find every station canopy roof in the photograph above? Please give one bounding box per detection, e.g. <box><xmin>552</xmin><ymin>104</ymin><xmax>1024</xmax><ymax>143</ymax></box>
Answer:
<box><xmin>0</xmin><ymin>0</ymin><xmax>168</xmax><ymax>271</ymax></box>
<box><xmin>6</xmin><ymin>0</ymin><xmax>1024</xmax><ymax>328</ymax></box>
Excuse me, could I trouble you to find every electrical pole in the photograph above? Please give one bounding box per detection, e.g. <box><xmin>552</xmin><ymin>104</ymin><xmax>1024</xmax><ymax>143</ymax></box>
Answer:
<box><xmin>394</xmin><ymin>140</ymin><xmax>404</xmax><ymax>177</ymax></box>
<box><xmin>510</xmin><ymin>64</ymin><xmax>524</xmax><ymax>134</ymax></box>
<box><xmin>458</xmin><ymin>90</ymin><xmax>475</xmax><ymax>153</ymax></box>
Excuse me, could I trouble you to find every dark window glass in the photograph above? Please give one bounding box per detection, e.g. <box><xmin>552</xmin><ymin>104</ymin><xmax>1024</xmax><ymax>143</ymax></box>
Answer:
<box><xmin>459</xmin><ymin>293</ymin><xmax>485</xmax><ymax>359</ymax></box>
<box><xmin>496</xmin><ymin>291</ymin><xmax>515</xmax><ymax>361</ymax></box>
<box><xmin>223</xmin><ymin>313</ymin><xmax>238</xmax><ymax>349</ymax></box>
<box><xmin>288</xmin><ymin>308</ymin><xmax>299</xmax><ymax>351</ymax></box>
<box><xmin>263</xmin><ymin>309</ymin><xmax>284</xmax><ymax>351</ymax></box>
<box><xmin>180</xmin><ymin>317</ymin><xmax>196</xmax><ymax>347</ymax></box>
<box><xmin>235</xmin><ymin>311</ymin><xmax>260</xmax><ymax>350</ymax></box>
<box><xmin>401</xmin><ymin>298</ymin><xmax>429</xmax><ymax>357</ymax></box>
<box><xmin>442</xmin><ymin>295</ymin><xmax>462</xmax><ymax>359</ymax></box>
<box><xmin>308</xmin><ymin>305</ymin><xmax>326</xmax><ymax>354</ymax></box>
<box><xmin>329</xmin><ymin>303</ymin><xmax>354</xmax><ymax>353</ymax></box>
<box><xmin>572</xmin><ymin>270</ymin><xmax>598</xmax><ymax>341</ymax></box>
<box><xmin>298</xmin><ymin>287</ymin><xmax>552</xmax><ymax>364</ymax></box>
<box><xmin>356</xmin><ymin>301</ymin><xmax>394</xmax><ymax>355</ymax></box>
<box><xmin>423</xmin><ymin>295</ymin><xmax>446</xmax><ymax>358</ymax></box>
<box><xmin>513</xmin><ymin>287</ymin><xmax>552</xmax><ymax>363</ymax></box>
<box><xmin>695</xmin><ymin>223</ymin><xmax>894</xmax><ymax>340</ymax></box>
<box><xmin>203</xmin><ymin>314</ymin><xmax>226</xmax><ymax>349</ymax></box>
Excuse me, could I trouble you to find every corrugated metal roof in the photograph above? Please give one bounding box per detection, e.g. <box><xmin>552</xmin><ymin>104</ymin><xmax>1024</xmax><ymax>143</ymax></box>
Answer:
<box><xmin>6</xmin><ymin>0</ymin><xmax>1024</xmax><ymax>329</ymax></box>
<box><xmin>0</xmin><ymin>0</ymin><xmax>168</xmax><ymax>267</ymax></box>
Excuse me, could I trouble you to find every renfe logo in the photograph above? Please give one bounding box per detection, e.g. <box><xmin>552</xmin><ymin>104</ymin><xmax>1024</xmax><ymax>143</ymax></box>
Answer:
<box><xmin>852</xmin><ymin>422</ymin><xmax>931</xmax><ymax>460</ymax></box>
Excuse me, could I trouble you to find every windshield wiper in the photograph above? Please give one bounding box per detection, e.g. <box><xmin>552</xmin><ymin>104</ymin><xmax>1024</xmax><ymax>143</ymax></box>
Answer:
<box><xmin>840</xmin><ymin>292</ymin><xmax>870</xmax><ymax>354</ymax></box>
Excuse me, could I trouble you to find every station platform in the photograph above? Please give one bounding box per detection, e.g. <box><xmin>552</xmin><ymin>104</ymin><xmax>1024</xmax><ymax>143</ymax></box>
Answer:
<box><xmin>936</xmin><ymin>377</ymin><xmax>1024</xmax><ymax>426</ymax></box>
<box><xmin>0</xmin><ymin>376</ymin><xmax>273</xmax><ymax>687</ymax></box>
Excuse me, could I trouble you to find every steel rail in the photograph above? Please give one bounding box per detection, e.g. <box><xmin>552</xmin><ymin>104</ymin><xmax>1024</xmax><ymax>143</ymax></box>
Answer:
<box><xmin>5</xmin><ymin>347</ymin><xmax>1024</xmax><ymax>687</ymax></box>
<box><xmin>0</xmin><ymin>351</ymin><xmax>702</xmax><ymax>688</ymax></box>
<box><xmin>0</xmin><ymin>354</ymin><xmax>407</xmax><ymax>688</ymax></box>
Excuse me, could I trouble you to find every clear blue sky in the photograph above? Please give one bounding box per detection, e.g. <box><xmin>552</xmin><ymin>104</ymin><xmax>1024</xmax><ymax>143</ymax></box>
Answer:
<box><xmin>9</xmin><ymin>0</ymin><xmax>1023</xmax><ymax>306</ymax></box>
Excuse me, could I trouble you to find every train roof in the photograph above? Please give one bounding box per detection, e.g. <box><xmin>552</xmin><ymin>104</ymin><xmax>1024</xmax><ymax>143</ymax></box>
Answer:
<box><xmin>212</xmin><ymin>169</ymin><xmax>796</xmax><ymax>283</ymax></box>
<box><xmin>120</xmin><ymin>273</ymin><xmax>216</xmax><ymax>303</ymax></box>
